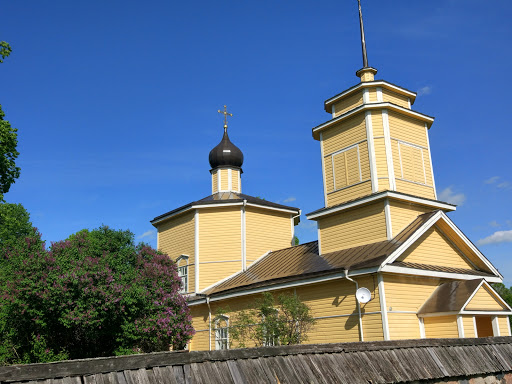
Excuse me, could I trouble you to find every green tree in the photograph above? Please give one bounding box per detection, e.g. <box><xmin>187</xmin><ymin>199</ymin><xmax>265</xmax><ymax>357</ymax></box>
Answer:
<box><xmin>216</xmin><ymin>292</ymin><xmax>315</xmax><ymax>349</ymax></box>
<box><xmin>492</xmin><ymin>283</ymin><xmax>512</xmax><ymax>327</ymax></box>
<box><xmin>0</xmin><ymin>41</ymin><xmax>20</xmax><ymax>201</ymax></box>
<box><xmin>0</xmin><ymin>226</ymin><xmax>194</xmax><ymax>364</ymax></box>
<box><xmin>0</xmin><ymin>203</ymin><xmax>34</xmax><ymax>249</ymax></box>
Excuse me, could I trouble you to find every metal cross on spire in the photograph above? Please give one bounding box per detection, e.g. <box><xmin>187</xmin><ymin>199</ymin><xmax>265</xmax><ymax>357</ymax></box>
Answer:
<box><xmin>218</xmin><ymin>105</ymin><xmax>233</xmax><ymax>132</ymax></box>
<box><xmin>358</xmin><ymin>0</ymin><xmax>369</xmax><ymax>68</ymax></box>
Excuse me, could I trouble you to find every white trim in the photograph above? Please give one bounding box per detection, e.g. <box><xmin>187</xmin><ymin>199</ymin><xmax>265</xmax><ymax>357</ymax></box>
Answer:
<box><xmin>384</xmin><ymin>198</ymin><xmax>392</xmax><ymax>240</ymax></box>
<box><xmin>376</xmin><ymin>87</ymin><xmax>383</xmax><ymax>102</ymax></box>
<box><xmin>326</xmin><ymin>179</ymin><xmax>370</xmax><ymax>195</ymax></box>
<box><xmin>228</xmin><ymin>168</ymin><xmax>232</xmax><ymax>191</ymax></box>
<box><xmin>176</xmin><ymin>254</ymin><xmax>190</xmax><ymax>262</ymax></box>
<box><xmin>462</xmin><ymin>311</ymin><xmax>512</xmax><ymax>316</ymax></box>
<box><xmin>387</xmin><ymin>311</ymin><xmax>418</xmax><ymax>314</ymax></box>
<box><xmin>397</xmin><ymin>141</ymin><xmax>428</xmax><ymax>185</ymax></box>
<box><xmin>324</xmin><ymin>81</ymin><xmax>416</xmax><ymax>107</ymax></box>
<box><xmin>238</xmin><ymin>170</ymin><xmax>241</xmax><ymax>193</ymax></box>
<box><xmin>378</xmin><ymin>273</ymin><xmax>390</xmax><ymax>340</ymax></box>
<box><xmin>162</xmin><ymin>201</ymin><xmax>298</xmax><ymax>216</ymax></box>
<box><xmin>317</xmin><ymin>222</ymin><xmax>322</xmax><ymax>255</ymax></box>
<box><xmin>313</xmin><ymin>102</ymin><xmax>434</xmax><ymax>138</ymax></box>
<box><xmin>331</xmin><ymin>104</ymin><xmax>336</xmax><ymax>119</ymax></box>
<box><xmin>419</xmin><ymin>317</ymin><xmax>426</xmax><ymax>339</ymax></box>
<box><xmin>290</xmin><ymin>215</ymin><xmax>294</xmax><ymax>246</ymax></box>
<box><xmin>324</xmin><ymin>139</ymin><xmax>368</xmax><ymax>157</ymax></box>
<box><xmin>314</xmin><ymin>311</ymin><xmax>381</xmax><ymax>321</ymax></box>
<box><xmin>473</xmin><ymin>316</ymin><xmax>478</xmax><ymax>337</ymax></box>
<box><xmin>382</xmin><ymin>110</ymin><xmax>396</xmax><ymax>190</ymax></box>
<box><xmin>492</xmin><ymin>316</ymin><xmax>500</xmax><ymax>336</ymax></box>
<box><xmin>425</xmin><ymin>124</ymin><xmax>437</xmax><ymax>199</ymax></box>
<box><xmin>217</xmin><ymin>170</ymin><xmax>221</xmax><ymax>193</ymax></box>
<box><xmin>380</xmin><ymin>265</ymin><xmax>502</xmax><ymax>283</ymax></box>
<box><xmin>319</xmin><ymin>133</ymin><xmax>328</xmax><ymax>206</ymax></box>
<box><xmin>194</xmin><ymin>210</ymin><xmax>199</xmax><ymax>293</ymax></box>
<box><xmin>306</xmin><ymin>190</ymin><xmax>456</xmax><ymax>220</ymax></box>
<box><xmin>363</xmin><ymin>88</ymin><xmax>370</xmax><ymax>104</ymax></box>
<box><xmin>241</xmin><ymin>202</ymin><xmax>246</xmax><ymax>271</ymax></box>
<box><xmin>407</xmin><ymin>97</ymin><xmax>411</xmax><ymax>109</ymax></box>
<box><xmin>507</xmin><ymin>316</ymin><xmax>512</xmax><ymax>336</ymax></box>
<box><xmin>391</xmin><ymin>137</ymin><xmax>428</xmax><ymax>150</ymax></box>
<box><xmin>417</xmin><ymin>311</ymin><xmax>459</xmax><ymax>318</ymax></box>
<box><xmin>244</xmin><ymin>203</ymin><xmax>299</xmax><ymax>214</ymax></box>
<box><xmin>457</xmin><ymin>315</ymin><xmax>464</xmax><ymax>338</ymax></box>
<box><xmin>365</xmin><ymin>111</ymin><xmax>378</xmax><ymax>193</ymax></box>
<box><xmin>420</xmin><ymin>148</ymin><xmax>427</xmax><ymax>184</ymax></box>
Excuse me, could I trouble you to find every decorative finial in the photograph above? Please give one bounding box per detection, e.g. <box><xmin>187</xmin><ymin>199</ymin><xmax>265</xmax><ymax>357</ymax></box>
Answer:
<box><xmin>217</xmin><ymin>105</ymin><xmax>233</xmax><ymax>132</ymax></box>
<box><xmin>358</xmin><ymin>0</ymin><xmax>369</xmax><ymax>68</ymax></box>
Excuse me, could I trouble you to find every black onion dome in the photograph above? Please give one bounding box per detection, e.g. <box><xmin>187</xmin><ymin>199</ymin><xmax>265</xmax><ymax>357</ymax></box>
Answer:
<box><xmin>209</xmin><ymin>130</ymin><xmax>244</xmax><ymax>169</ymax></box>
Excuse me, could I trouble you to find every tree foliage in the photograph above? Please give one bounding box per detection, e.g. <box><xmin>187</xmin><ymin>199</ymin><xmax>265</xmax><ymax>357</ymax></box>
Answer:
<box><xmin>0</xmin><ymin>106</ymin><xmax>20</xmax><ymax>201</ymax></box>
<box><xmin>0</xmin><ymin>226</ymin><xmax>194</xmax><ymax>364</ymax></box>
<box><xmin>492</xmin><ymin>283</ymin><xmax>512</xmax><ymax>326</ymax></box>
<box><xmin>216</xmin><ymin>292</ymin><xmax>315</xmax><ymax>349</ymax></box>
<box><xmin>0</xmin><ymin>42</ymin><xmax>11</xmax><ymax>63</ymax></box>
<box><xmin>0</xmin><ymin>203</ymin><xmax>33</xmax><ymax>249</ymax></box>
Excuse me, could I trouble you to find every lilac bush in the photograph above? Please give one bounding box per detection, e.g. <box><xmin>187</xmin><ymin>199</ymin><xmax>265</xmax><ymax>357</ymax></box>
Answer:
<box><xmin>0</xmin><ymin>226</ymin><xmax>194</xmax><ymax>364</ymax></box>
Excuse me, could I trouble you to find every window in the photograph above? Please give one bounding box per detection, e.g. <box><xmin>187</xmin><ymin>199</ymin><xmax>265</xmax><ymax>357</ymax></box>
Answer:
<box><xmin>215</xmin><ymin>316</ymin><xmax>229</xmax><ymax>350</ymax></box>
<box><xmin>178</xmin><ymin>265</ymin><xmax>188</xmax><ymax>293</ymax></box>
<box><xmin>331</xmin><ymin>145</ymin><xmax>362</xmax><ymax>191</ymax></box>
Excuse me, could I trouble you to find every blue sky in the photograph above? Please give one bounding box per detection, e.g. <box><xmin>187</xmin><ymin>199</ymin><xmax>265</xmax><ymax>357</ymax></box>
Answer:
<box><xmin>2</xmin><ymin>1</ymin><xmax>511</xmax><ymax>285</ymax></box>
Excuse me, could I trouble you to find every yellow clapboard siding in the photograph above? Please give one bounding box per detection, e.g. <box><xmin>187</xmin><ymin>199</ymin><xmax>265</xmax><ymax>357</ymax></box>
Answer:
<box><xmin>232</xmin><ymin>169</ymin><xmax>240</xmax><ymax>192</ymax></box>
<box><xmin>384</xmin><ymin>274</ymin><xmax>440</xmax><ymax>312</ymax></box>
<box><xmin>465</xmin><ymin>285</ymin><xmax>508</xmax><ymax>311</ymax></box>
<box><xmin>212</xmin><ymin>170</ymin><xmax>218</xmax><ymax>193</ymax></box>
<box><xmin>383</xmin><ymin>89</ymin><xmax>410</xmax><ymax>109</ymax></box>
<box><xmin>423</xmin><ymin>149</ymin><xmax>433</xmax><ymax>186</ymax></box>
<box><xmin>378</xmin><ymin>178</ymin><xmax>390</xmax><ymax>192</ymax></box>
<box><xmin>368</xmin><ymin>88</ymin><xmax>378</xmax><ymax>102</ymax></box>
<box><xmin>362</xmin><ymin>313</ymin><xmax>385</xmax><ymax>341</ymax></box>
<box><xmin>371</xmin><ymin>111</ymin><xmax>384</xmax><ymax>136</ymax></box>
<box><xmin>307</xmin><ymin>316</ymin><xmax>360</xmax><ymax>343</ymax></box>
<box><xmin>374</xmin><ymin>138</ymin><xmax>388</xmax><ymax>179</ymax></box>
<box><xmin>462</xmin><ymin>315</ymin><xmax>476</xmax><ymax>338</ymax></box>
<box><xmin>198</xmin><ymin>207</ymin><xmax>241</xmax><ymax>290</ymax></box>
<box><xmin>220</xmin><ymin>169</ymin><xmax>229</xmax><ymax>191</ymax></box>
<box><xmin>388</xmin><ymin>111</ymin><xmax>428</xmax><ymax>147</ymax></box>
<box><xmin>389</xmin><ymin>200</ymin><xmax>433</xmax><ymax>237</ymax></box>
<box><xmin>399</xmin><ymin>143</ymin><xmax>425</xmax><ymax>184</ymax></box>
<box><xmin>359</xmin><ymin>141</ymin><xmax>371</xmax><ymax>180</ymax></box>
<box><xmin>322</xmin><ymin>114</ymin><xmax>366</xmax><ymax>155</ymax></box>
<box><xmin>498</xmin><ymin>316</ymin><xmax>511</xmax><ymax>336</ymax></box>
<box><xmin>190</xmin><ymin>306</ymin><xmax>210</xmax><ymax>351</ymax></box>
<box><xmin>326</xmin><ymin>180</ymin><xmax>373</xmax><ymax>206</ymax></box>
<box><xmin>333</xmin><ymin>91</ymin><xmax>364</xmax><ymax>117</ymax></box>
<box><xmin>387</xmin><ymin>313</ymin><xmax>421</xmax><ymax>340</ymax></box>
<box><xmin>332</xmin><ymin>146</ymin><xmax>361</xmax><ymax>190</ymax></box>
<box><xmin>246</xmin><ymin>207</ymin><xmax>292</xmax><ymax>261</ymax></box>
<box><xmin>423</xmin><ymin>315</ymin><xmax>459</xmax><ymax>338</ymax></box>
<box><xmin>318</xmin><ymin>201</ymin><xmax>386</xmax><ymax>253</ymax></box>
<box><xmin>394</xmin><ymin>179</ymin><xmax>436</xmax><ymax>200</ymax></box>
<box><xmin>397</xmin><ymin>226</ymin><xmax>475</xmax><ymax>270</ymax></box>
<box><xmin>158</xmin><ymin>211</ymin><xmax>195</xmax><ymax>260</ymax></box>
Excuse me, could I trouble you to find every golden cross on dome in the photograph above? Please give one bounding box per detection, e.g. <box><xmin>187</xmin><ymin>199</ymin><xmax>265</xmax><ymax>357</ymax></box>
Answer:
<box><xmin>218</xmin><ymin>105</ymin><xmax>233</xmax><ymax>131</ymax></box>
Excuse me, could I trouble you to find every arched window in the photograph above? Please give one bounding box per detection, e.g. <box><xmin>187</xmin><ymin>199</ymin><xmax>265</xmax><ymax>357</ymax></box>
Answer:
<box><xmin>215</xmin><ymin>315</ymin><xmax>229</xmax><ymax>350</ymax></box>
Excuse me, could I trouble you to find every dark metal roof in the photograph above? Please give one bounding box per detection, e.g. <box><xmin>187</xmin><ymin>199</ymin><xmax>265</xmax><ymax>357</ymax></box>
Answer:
<box><xmin>202</xmin><ymin>212</ymin><xmax>437</xmax><ymax>296</ymax></box>
<box><xmin>306</xmin><ymin>190</ymin><xmax>455</xmax><ymax>218</ymax></box>
<box><xmin>418</xmin><ymin>279</ymin><xmax>484</xmax><ymax>314</ymax></box>
<box><xmin>2</xmin><ymin>337</ymin><xmax>512</xmax><ymax>384</ymax></box>
<box><xmin>151</xmin><ymin>192</ymin><xmax>300</xmax><ymax>224</ymax></box>
<box><xmin>208</xmin><ymin>129</ymin><xmax>244</xmax><ymax>169</ymax></box>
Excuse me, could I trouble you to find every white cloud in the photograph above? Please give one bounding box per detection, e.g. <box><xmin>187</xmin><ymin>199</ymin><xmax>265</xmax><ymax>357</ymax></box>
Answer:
<box><xmin>489</xmin><ymin>220</ymin><xmax>501</xmax><ymax>228</ymax></box>
<box><xmin>478</xmin><ymin>230</ymin><xmax>512</xmax><ymax>246</ymax></box>
<box><xmin>507</xmin><ymin>220</ymin><xmax>512</xmax><ymax>227</ymax></box>
<box><xmin>497</xmin><ymin>181</ymin><xmax>511</xmax><ymax>189</ymax></box>
<box><xmin>417</xmin><ymin>86</ymin><xmax>432</xmax><ymax>96</ymax></box>
<box><xmin>283</xmin><ymin>197</ymin><xmax>296</xmax><ymax>203</ymax></box>
<box><xmin>438</xmin><ymin>187</ymin><xmax>466</xmax><ymax>206</ymax></box>
<box><xmin>484</xmin><ymin>176</ymin><xmax>500</xmax><ymax>184</ymax></box>
<box><xmin>137</xmin><ymin>230</ymin><xmax>156</xmax><ymax>240</ymax></box>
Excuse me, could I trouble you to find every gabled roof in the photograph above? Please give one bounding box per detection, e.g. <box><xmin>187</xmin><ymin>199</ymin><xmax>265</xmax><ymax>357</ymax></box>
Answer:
<box><xmin>151</xmin><ymin>192</ymin><xmax>300</xmax><ymax>225</ymax></box>
<box><xmin>193</xmin><ymin>210</ymin><xmax>502</xmax><ymax>301</ymax></box>
<box><xmin>418</xmin><ymin>279</ymin><xmax>512</xmax><ymax>315</ymax></box>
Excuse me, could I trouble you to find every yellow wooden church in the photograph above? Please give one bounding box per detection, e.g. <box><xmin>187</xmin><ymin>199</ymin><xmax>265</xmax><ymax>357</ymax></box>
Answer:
<box><xmin>150</xmin><ymin>3</ymin><xmax>512</xmax><ymax>350</ymax></box>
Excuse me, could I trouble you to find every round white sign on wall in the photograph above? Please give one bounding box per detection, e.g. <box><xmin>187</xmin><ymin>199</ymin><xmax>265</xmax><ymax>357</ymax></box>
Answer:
<box><xmin>356</xmin><ymin>287</ymin><xmax>372</xmax><ymax>303</ymax></box>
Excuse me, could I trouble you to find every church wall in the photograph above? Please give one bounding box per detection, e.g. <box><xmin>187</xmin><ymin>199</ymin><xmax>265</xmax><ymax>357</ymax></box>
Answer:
<box><xmin>322</xmin><ymin>114</ymin><xmax>366</xmax><ymax>155</ymax></box>
<box><xmin>382</xmin><ymin>89</ymin><xmax>410</xmax><ymax>109</ymax></box>
<box><xmin>318</xmin><ymin>201</ymin><xmax>386</xmax><ymax>253</ymax></box>
<box><xmin>374</xmin><ymin>137</ymin><xmax>389</xmax><ymax>189</ymax></box>
<box><xmin>462</xmin><ymin>315</ymin><xmax>476</xmax><ymax>338</ymax></box>
<box><xmin>157</xmin><ymin>211</ymin><xmax>195</xmax><ymax>263</ymax></box>
<box><xmin>327</xmin><ymin>181</ymin><xmax>373</xmax><ymax>206</ymax></box>
<box><xmin>245</xmin><ymin>207</ymin><xmax>292</xmax><ymax>265</ymax></box>
<box><xmin>220</xmin><ymin>169</ymin><xmax>229</xmax><ymax>191</ymax></box>
<box><xmin>198</xmin><ymin>207</ymin><xmax>242</xmax><ymax>291</ymax></box>
<box><xmin>389</xmin><ymin>200</ymin><xmax>433</xmax><ymax>237</ymax></box>
<box><xmin>368</xmin><ymin>88</ymin><xmax>378</xmax><ymax>102</ymax></box>
<box><xmin>423</xmin><ymin>315</ymin><xmax>459</xmax><ymax>338</ymax></box>
<box><xmin>211</xmin><ymin>170</ymin><xmax>218</xmax><ymax>193</ymax></box>
<box><xmin>333</xmin><ymin>91</ymin><xmax>363</xmax><ymax>117</ymax></box>
<box><xmin>188</xmin><ymin>276</ymin><xmax>384</xmax><ymax>351</ymax></box>
<box><xmin>498</xmin><ymin>316</ymin><xmax>511</xmax><ymax>336</ymax></box>
<box><xmin>396</xmin><ymin>226</ymin><xmax>475</xmax><ymax>270</ymax></box>
<box><xmin>388</xmin><ymin>111</ymin><xmax>428</xmax><ymax>147</ymax></box>
<box><xmin>232</xmin><ymin>169</ymin><xmax>240</xmax><ymax>192</ymax></box>
<box><xmin>394</xmin><ymin>178</ymin><xmax>436</xmax><ymax>200</ymax></box>
<box><xmin>387</xmin><ymin>313</ymin><xmax>421</xmax><ymax>340</ymax></box>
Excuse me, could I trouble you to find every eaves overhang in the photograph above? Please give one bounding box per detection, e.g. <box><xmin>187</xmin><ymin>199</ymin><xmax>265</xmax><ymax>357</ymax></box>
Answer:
<box><xmin>313</xmin><ymin>102</ymin><xmax>434</xmax><ymax>140</ymax></box>
<box><xmin>306</xmin><ymin>191</ymin><xmax>456</xmax><ymax>220</ymax></box>
<box><xmin>324</xmin><ymin>80</ymin><xmax>417</xmax><ymax>113</ymax></box>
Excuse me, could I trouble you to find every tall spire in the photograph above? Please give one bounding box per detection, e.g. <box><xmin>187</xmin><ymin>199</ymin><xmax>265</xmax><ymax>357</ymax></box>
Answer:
<box><xmin>358</xmin><ymin>0</ymin><xmax>369</xmax><ymax>68</ymax></box>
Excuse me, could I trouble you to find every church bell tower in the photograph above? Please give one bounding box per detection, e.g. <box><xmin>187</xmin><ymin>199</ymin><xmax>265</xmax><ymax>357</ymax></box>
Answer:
<box><xmin>306</xmin><ymin>0</ymin><xmax>456</xmax><ymax>255</ymax></box>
